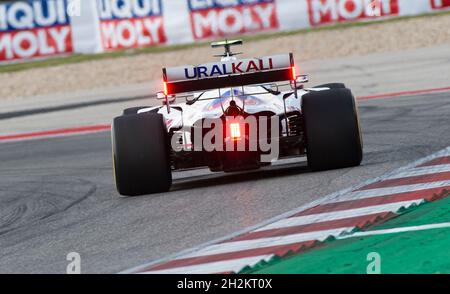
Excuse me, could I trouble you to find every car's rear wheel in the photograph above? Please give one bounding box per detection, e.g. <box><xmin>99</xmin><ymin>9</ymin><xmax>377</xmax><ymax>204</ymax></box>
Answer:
<box><xmin>123</xmin><ymin>106</ymin><xmax>149</xmax><ymax>115</ymax></box>
<box><xmin>313</xmin><ymin>83</ymin><xmax>346</xmax><ymax>89</ymax></box>
<box><xmin>302</xmin><ymin>88</ymin><xmax>362</xmax><ymax>171</ymax></box>
<box><xmin>112</xmin><ymin>113</ymin><xmax>172</xmax><ymax>196</ymax></box>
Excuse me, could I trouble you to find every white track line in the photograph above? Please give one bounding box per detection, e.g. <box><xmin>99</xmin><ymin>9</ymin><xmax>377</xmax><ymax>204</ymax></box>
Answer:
<box><xmin>142</xmin><ymin>254</ymin><xmax>274</xmax><ymax>274</ymax></box>
<box><xmin>327</xmin><ymin>181</ymin><xmax>450</xmax><ymax>204</ymax></box>
<box><xmin>181</xmin><ymin>227</ymin><xmax>354</xmax><ymax>259</ymax></box>
<box><xmin>339</xmin><ymin>222</ymin><xmax>450</xmax><ymax>239</ymax></box>
<box><xmin>254</xmin><ymin>200</ymin><xmax>421</xmax><ymax>232</ymax></box>
<box><xmin>144</xmin><ymin>222</ymin><xmax>450</xmax><ymax>273</ymax></box>
<box><xmin>387</xmin><ymin>164</ymin><xmax>450</xmax><ymax>179</ymax></box>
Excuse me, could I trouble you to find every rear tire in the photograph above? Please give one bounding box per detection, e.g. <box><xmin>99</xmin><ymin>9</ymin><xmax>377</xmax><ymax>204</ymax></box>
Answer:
<box><xmin>112</xmin><ymin>113</ymin><xmax>172</xmax><ymax>196</ymax></box>
<box><xmin>313</xmin><ymin>83</ymin><xmax>346</xmax><ymax>89</ymax></box>
<box><xmin>302</xmin><ymin>88</ymin><xmax>362</xmax><ymax>171</ymax></box>
<box><xmin>123</xmin><ymin>106</ymin><xmax>149</xmax><ymax>115</ymax></box>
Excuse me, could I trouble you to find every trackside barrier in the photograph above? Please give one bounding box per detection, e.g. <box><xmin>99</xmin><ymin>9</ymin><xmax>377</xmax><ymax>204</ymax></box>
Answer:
<box><xmin>1</xmin><ymin>0</ymin><xmax>449</xmax><ymax>63</ymax></box>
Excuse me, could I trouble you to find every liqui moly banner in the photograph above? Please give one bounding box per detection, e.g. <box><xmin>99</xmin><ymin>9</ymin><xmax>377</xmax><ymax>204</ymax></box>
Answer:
<box><xmin>430</xmin><ymin>0</ymin><xmax>450</xmax><ymax>9</ymax></box>
<box><xmin>307</xmin><ymin>0</ymin><xmax>399</xmax><ymax>26</ymax></box>
<box><xmin>1</xmin><ymin>0</ymin><xmax>449</xmax><ymax>64</ymax></box>
<box><xmin>97</xmin><ymin>0</ymin><xmax>167</xmax><ymax>50</ymax></box>
<box><xmin>187</xmin><ymin>0</ymin><xmax>279</xmax><ymax>40</ymax></box>
<box><xmin>0</xmin><ymin>0</ymin><xmax>73</xmax><ymax>62</ymax></box>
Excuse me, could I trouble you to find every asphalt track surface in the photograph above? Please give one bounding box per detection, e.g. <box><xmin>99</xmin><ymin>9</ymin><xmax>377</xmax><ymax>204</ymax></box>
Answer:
<box><xmin>0</xmin><ymin>91</ymin><xmax>449</xmax><ymax>273</ymax></box>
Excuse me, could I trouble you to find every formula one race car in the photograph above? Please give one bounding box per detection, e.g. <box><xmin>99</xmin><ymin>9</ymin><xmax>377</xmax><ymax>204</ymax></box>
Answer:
<box><xmin>112</xmin><ymin>40</ymin><xmax>363</xmax><ymax>196</ymax></box>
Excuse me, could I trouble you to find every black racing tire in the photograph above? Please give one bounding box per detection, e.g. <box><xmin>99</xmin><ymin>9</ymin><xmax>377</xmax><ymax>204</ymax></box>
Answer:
<box><xmin>313</xmin><ymin>83</ymin><xmax>346</xmax><ymax>89</ymax></box>
<box><xmin>123</xmin><ymin>106</ymin><xmax>149</xmax><ymax>115</ymax></box>
<box><xmin>302</xmin><ymin>88</ymin><xmax>363</xmax><ymax>171</ymax></box>
<box><xmin>112</xmin><ymin>113</ymin><xmax>172</xmax><ymax>196</ymax></box>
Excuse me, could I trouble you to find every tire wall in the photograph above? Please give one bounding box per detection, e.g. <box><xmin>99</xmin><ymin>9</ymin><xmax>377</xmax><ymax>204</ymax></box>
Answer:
<box><xmin>1</xmin><ymin>0</ymin><xmax>449</xmax><ymax>63</ymax></box>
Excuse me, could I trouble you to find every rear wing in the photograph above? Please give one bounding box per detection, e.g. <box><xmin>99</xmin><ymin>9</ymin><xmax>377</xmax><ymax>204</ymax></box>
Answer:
<box><xmin>162</xmin><ymin>53</ymin><xmax>296</xmax><ymax>96</ymax></box>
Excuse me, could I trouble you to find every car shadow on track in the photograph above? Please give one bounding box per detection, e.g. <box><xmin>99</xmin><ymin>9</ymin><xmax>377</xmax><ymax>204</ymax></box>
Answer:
<box><xmin>170</xmin><ymin>160</ymin><xmax>310</xmax><ymax>192</ymax></box>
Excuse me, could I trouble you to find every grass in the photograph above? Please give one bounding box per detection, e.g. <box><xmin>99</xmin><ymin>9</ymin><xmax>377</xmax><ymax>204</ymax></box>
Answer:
<box><xmin>1</xmin><ymin>10</ymin><xmax>449</xmax><ymax>74</ymax></box>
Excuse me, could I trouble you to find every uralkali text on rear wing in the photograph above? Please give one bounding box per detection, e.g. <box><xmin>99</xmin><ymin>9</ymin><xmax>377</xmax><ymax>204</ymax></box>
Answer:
<box><xmin>162</xmin><ymin>53</ymin><xmax>296</xmax><ymax>95</ymax></box>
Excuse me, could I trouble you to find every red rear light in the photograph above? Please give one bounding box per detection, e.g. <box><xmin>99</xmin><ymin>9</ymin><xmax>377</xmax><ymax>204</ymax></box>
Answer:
<box><xmin>291</xmin><ymin>66</ymin><xmax>296</xmax><ymax>80</ymax></box>
<box><xmin>230</xmin><ymin>122</ymin><xmax>241</xmax><ymax>141</ymax></box>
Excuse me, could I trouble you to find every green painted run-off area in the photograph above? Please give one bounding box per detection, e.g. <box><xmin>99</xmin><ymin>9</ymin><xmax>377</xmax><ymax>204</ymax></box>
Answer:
<box><xmin>242</xmin><ymin>191</ymin><xmax>450</xmax><ymax>274</ymax></box>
